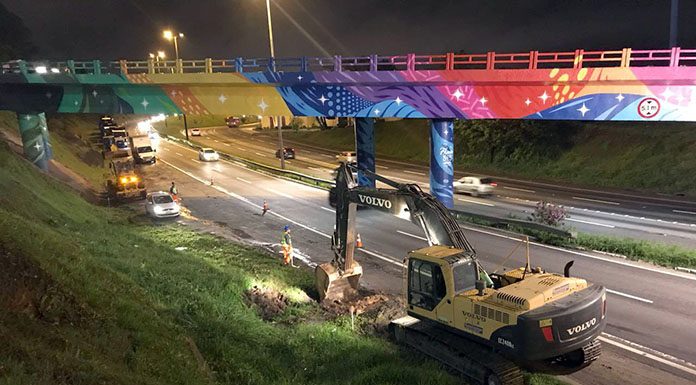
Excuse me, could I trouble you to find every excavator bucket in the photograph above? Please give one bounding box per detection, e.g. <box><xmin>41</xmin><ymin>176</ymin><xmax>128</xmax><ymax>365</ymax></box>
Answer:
<box><xmin>315</xmin><ymin>261</ymin><xmax>362</xmax><ymax>302</ymax></box>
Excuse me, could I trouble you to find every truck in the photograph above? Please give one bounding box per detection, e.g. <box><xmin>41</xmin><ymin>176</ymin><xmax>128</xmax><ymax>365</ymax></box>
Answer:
<box><xmin>315</xmin><ymin>163</ymin><xmax>606</xmax><ymax>385</ymax></box>
<box><xmin>106</xmin><ymin>154</ymin><xmax>146</xmax><ymax>201</ymax></box>
<box><xmin>129</xmin><ymin>135</ymin><xmax>156</xmax><ymax>164</ymax></box>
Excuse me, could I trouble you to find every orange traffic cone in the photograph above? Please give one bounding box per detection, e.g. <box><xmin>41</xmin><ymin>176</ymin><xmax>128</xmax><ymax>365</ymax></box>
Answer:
<box><xmin>356</xmin><ymin>233</ymin><xmax>364</xmax><ymax>248</ymax></box>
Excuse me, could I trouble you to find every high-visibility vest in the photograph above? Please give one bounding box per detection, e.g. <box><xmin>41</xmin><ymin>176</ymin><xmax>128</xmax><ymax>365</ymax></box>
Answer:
<box><xmin>281</xmin><ymin>231</ymin><xmax>292</xmax><ymax>246</ymax></box>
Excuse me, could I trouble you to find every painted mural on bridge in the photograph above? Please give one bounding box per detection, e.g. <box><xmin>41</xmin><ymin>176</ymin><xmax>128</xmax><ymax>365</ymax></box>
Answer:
<box><xmin>2</xmin><ymin>66</ymin><xmax>696</xmax><ymax>121</ymax></box>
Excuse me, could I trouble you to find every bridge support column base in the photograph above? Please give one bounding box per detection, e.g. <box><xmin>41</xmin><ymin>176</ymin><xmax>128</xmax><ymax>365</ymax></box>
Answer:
<box><xmin>355</xmin><ymin>117</ymin><xmax>375</xmax><ymax>187</ymax></box>
<box><xmin>430</xmin><ymin>119</ymin><xmax>454</xmax><ymax>208</ymax></box>
<box><xmin>17</xmin><ymin>112</ymin><xmax>52</xmax><ymax>171</ymax></box>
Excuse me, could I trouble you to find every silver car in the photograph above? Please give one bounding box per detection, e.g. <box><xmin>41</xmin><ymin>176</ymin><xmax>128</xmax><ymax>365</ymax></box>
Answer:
<box><xmin>145</xmin><ymin>191</ymin><xmax>180</xmax><ymax>218</ymax></box>
<box><xmin>453</xmin><ymin>176</ymin><xmax>496</xmax><ymax>197</ymax></box>
<box><xmin>198</xmin><ymin>148</ymin><xmax>219</xmax><ymax>161</ymax></box>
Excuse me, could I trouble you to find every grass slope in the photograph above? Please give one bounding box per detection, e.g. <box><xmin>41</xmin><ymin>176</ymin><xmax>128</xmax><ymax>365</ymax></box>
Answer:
<box><xmin>0</xmin><ymin>142</ymin><xmax>462</xmax><ymax>385</ymax></box>
<box><xmin>285</xmin><ymin>120</ymin><xmax>696</xmax><ymax>197</ymax></box>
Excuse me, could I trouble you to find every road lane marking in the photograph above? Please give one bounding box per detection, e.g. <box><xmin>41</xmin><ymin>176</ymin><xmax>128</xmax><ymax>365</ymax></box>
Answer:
<box><xmin>573</xmin><ymin>196</ymin><xmax>620</xmax><ymax>205</ymax></box>
<box><xmin>214</xmin><ymin>140</ymin><xmax>219</xmax><ymax>143</ymax></box>
<box><xmin>673</xmin><ymin>209</ymin><xmax>696</xmax><ymax>215</ymax></box>
<box><xmin>599</xmin><ymin>333</ymin><xmax>696</xmax><ymax>377</ymax></box>
<box><xmin>456</xmin><ymin>197</ymin><xmax>495</xmax><ymax>207</ymax></box>
<box><xmin>191</xmin><ymin>158</ymin><xmax>201</xmax><ymax>163</ymax></box>
<box><xmin>397</xmin><ymin>230</ymin><xmax>427</xmax><ymax>241</ymax></box>
<box><xmin>223</xmin><ymin>143</ymin><xmax>230</xmax><ymax>147</ymax></box>
<box><xmin>320</xmin><ymin>207</ymin><xmax>334</xmax><ymax>213</ymax></box>
<box><xmin>377</xmin><ymin>165</ymin><xmax>389</xmax><ymax>170</ymax></box>
<box><xmin>176</xmin><ymin>152</ymin><xmax>183</xmax><ymax>157</ymax></box>
<box><xmin>237</xmin><ymin>147</ymin><xmax>247</xmax><ymax>151</ymax></box>
<box><xmin>565</xmin><ymin>218</ymin><xmax>616</xmax><ymax>228</ymax></box>
<box><xmin>503</xmin><ymin>186</ymin><xmax>536</xmax><ymax>193</ymax></box>
<box><xmin>236</xmin><ymin>177</ymin><xmax>252</xmax><ymax>184</ymax></box>
<box><xmin>606</xmin><ymin>288</ymin><xmax>653</xmax><ymax>304</ymax></box>
<box><xmin>460</xmin><ymin>225</ymin><xmax>696</xmax><ymax>281</ymax></box>
<box><xmin>255</xmin><ymin>152</ymin><xmax>267</xmax><ymax>157</ymax></box>
<box><xmin>403</xmin><ymin>170</ymin><xmax>426</xmax><ymax>176</ymax></box>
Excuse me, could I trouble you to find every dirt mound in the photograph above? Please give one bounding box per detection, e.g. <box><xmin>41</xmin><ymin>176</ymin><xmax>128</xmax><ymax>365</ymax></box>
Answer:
<box><xmin>322</xmin><ymin>292</ymin><xmax>407</xmax><ymax>336</ymax></box>
<box><xmin>0</xmin><ymin>247</ymin><xmax>91</xmax><ymax>325</ymax></box>
<box><xmin>244</xmin><ymin>286</ymin><xmax>290</xmax><ymax>321</ymax></box>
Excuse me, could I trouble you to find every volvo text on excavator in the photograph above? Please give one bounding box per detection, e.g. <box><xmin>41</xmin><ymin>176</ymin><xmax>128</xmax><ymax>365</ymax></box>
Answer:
<box><xmin>315</xmin><ymin>163</ymin><xmax>606</xmax><ymax>385</ymax></box>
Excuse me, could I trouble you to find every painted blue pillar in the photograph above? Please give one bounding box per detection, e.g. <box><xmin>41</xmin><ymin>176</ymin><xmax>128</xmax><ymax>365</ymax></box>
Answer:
<box><xmin>355</xmin><ymin>118</ymin><xmax>376</xmax><ymax>187</ymax></box>
<box><xmin>430</xmin><ymin>119</ymin><xmax>454</xmax><ymax>208</ymax></box>
<box><xmin>18</xmin><ymin>112</ymin><xmax>52</xmax><ymax>171</ymax></box>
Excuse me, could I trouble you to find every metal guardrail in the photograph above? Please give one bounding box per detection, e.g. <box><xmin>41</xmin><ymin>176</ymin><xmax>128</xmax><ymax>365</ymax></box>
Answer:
<box><xmin>163</xmin><ymin>134</ymin><xmax>572</xmax><ymax>239</ymax></box>
<box><xmin>3</xmin><ymin>47</ymin><xmax>696</xmax><ymax>76</ymax></box>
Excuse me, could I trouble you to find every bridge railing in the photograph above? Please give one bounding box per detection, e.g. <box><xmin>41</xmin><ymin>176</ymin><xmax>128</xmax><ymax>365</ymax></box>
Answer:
<box><xmin>4</xmin><ymin>47</ymin><xmax>696</xmax><ymax>76</ymax></box>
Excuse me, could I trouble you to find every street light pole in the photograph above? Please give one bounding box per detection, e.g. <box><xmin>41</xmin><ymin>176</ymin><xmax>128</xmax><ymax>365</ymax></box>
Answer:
<box><xmin>163</xmin><ymin>30</ymin><xmax>184</xmax><ymax>61</ymax></box>
<box><xmin>263</xmin><ymin>0</ymin><xmax>285</xmax><ymax>169</ymax></box>
<box><xmin>173</xmin><ymin>35</ymin><xmax>180</xmax><ymax>61</ymax></box>
<box><xmin>669</xmin><ymin>0</ymin><xmax>679</xmax><ymax>47</ymax></box>
<box><xmin>265</xmin><ymin>0</ymin><xmax>275</xmax><ymax>58</ymax></box>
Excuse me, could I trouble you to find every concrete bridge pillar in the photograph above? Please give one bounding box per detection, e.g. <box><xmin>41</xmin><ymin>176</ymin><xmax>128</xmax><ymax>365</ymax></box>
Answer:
<box><xmin>430</xmin><ymin>119</ymin><xmax>454</xmax><ymax>208</ymax></box>
<box><xmin>17</xmin><ymin>112</ymin><xmax>52</xmax><ymax>171</ymax></box>
<box><xmin>355</xmin><ymin>118</ymin><xmax>375</xmax><ymax>187</ymax></box>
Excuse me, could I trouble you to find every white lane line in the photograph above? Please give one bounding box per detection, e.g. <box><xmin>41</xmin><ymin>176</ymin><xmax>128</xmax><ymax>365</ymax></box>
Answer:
<box><xmin>176</xmin><ymin>152</ymin><xmax>183</xmax><ymax>157</ymax></box>
<box><xmin>191</xmin><ymin>158</ymin><xmax>201</xmax><ymax>163</ymax></box>
<box><xmin>309</xmin><ymin>166</ymin><xmax>331</xmax><ymax>172</ymax></box>
<box><xmin>460</xmin><ymin>225</ymin><xmax>696</xmax><ymax>282</ymax></box>
<box><xmin>606</xmin><ymin>288</ymin><xmax>653</xmax><ymax>304</ymax></box>
<box><xmin>503</xmin><ymin>186</ymin><xmax>536</xmax><ymax>193</ymax></box>
<box><xmin>237</xmin><ymin>147</ymin><xmax>247</xmax><ymax>151</ymax></box>
<box><xmin>255</xmin><ymin>152</ymin><xmax>267</xmax><ymax>157</ymax></box>
<box><xmin>161</xmin><ymin>148</ymin><xmax>170</xmax><ymax>151</ymax></box>
<box><xmin>565</xmin><ymin>218</ymin><xmax>616</xmax><ymax>228</ymax></box>
<box><xmin>236</xmin><ymin>177</ymin><xmax>252</xmax><ymax>184</ymax></box>
<box><xmin>573</xmin><ymin>196</ymin><xmax>620</xmax><ymax>205</ymax></box>
<box><xmin>456</xmin><ymin>197</ymin><xmax>495</xmax><ymax>207</ymax></box>
<box><xmin>403</xmin><ymin>170</ymin><xmax>426</xmax><ymax>176</ymax></box>
<box><xmin>673</xmin><ymin>209</ymin><xmax>696</xmax><ymax>215</ymax></box>
<box><xmin>214</xmin><ymin>140</ymin><xmax>219</xmax><ymax>143</ymax></box>
<box><xmin>599</xmin><ymin>333</ymin><xmax>696</xmax><ymax>377</ymax></box>
<box><xmin>320</xmin><ymin>207</ymin><xmax>334</xmax><ymax>213</ymax></box>
<box><xmin>397</xmin><ymin>230</ymin><xmax>427</xmax><ymax>241</ymax></box>
<box><xmin>274</xmin><ymin>191</ymin><xmax>295</xmax><ymax>199</ymax></box>
<box><xmin>223</xmin><ymin>143</ymin><xmax>230</xmax><ymax>147</ymax></box>
<box><xmin>377</xmin><ymin>165</ymin><xmax>389</xmax><ymax>170</ymax></box>
<box><xmin>158</xmin><ymin>158</ymin><xmax>401</xmax><ymax>267</ymax></box>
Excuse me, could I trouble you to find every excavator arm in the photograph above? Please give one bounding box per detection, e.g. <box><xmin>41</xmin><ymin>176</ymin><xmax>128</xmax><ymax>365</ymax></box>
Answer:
<box><xmin>318</xmin><ymin>162</ymin><xmax>476</xmax><ymax>301</ymax></box>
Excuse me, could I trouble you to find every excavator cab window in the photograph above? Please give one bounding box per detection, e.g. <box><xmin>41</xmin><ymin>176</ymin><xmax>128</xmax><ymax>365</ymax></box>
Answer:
<box><xmin>408</xmin><ymin>259</ymin><xmax>446</xmax><ymax>311</ymax></box>
<box><xmin>452</xmin><ymin>260</ymin><xmax>479</xmax><ymax>293</ymax></box>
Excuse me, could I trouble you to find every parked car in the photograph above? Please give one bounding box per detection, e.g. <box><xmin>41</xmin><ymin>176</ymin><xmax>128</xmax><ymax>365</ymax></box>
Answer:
<box><xmin>112</xmin><ymin>127</ymin><xmax>128</xmax><ymax>138</ymax></box>
<box><xmin>145</xmin><ymin>191</ymin><xmax>180</xmax><ymax>218</ymax></box>
<box><xmin>453</xmin><ymin>176</ymin><xmax>497</xmax><ymax>197</ymax></box>
<box><xmin>226</xmin><ymin>116</ymin><xmax>241</xmax><ymax>128</ymax></box>
<box><xmin>336</xmin><ymin>151</ymin><xmax>357</xmax><ymax>164</ymax></box>
<box><xmin>115</xmin><ymin>137</ymin><xmax>130</xmax><ymax>152</ymax></box>
<box><xmin>275</xmin><ymin>147</ymin><xmax>295</xmax><ymax>159</ymax></box>
<box><xmin>198</xmin><ymin>148</ymin><xmax>219</xmax><ymax>161</ymax></box>
<box><xmin>190</xmin><ymin>128</ymin><xmax>201</xmax><ymax>136</ymax></box>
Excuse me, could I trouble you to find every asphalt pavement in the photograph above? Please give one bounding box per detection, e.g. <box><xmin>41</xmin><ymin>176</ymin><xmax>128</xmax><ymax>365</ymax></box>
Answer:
<box><xmin>192</xmin><ymin>126</ymin><xmax>696</xmax><ymax>250</ymax></box>
<box><xmin>143</xmin><ymin>137</ymin><xmax>696</xmax><ymax>385</ymax></box>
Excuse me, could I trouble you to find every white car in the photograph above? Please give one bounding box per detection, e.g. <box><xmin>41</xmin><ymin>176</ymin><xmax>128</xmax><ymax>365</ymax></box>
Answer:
<box><xmin>336</xmin><ymin>151</ymin><xmax>357</xmax><ymax>163</ymax></box>
<box><xmin>198</xmin><ymin>148</ymin><xmax>219</xmax><ymax>161</ymax></box>
<box><xmin>190</xmin><ymin>128</ymin><xmax>201</xmax><ymax>136</ymax></box>
<box><xmin>145</xmin><ymin>191</ymin><xmax>180</xmax><ymax>218</ymax></box>
<box><xmin>453</xmin><ymin>176</ymin><xmax>497</xmax><ymax>197</ymax></box>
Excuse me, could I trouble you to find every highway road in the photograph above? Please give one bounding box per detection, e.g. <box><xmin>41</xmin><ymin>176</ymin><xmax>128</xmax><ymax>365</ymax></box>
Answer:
<box><xmin>142</xmin><ymin>137</ymin><xmax>696</xmax><ymax>385</ymax></box>
<box><xmin>189</xmin><ymin>126</ymin><xmax>696</xmax><ymax>250</ymax></box>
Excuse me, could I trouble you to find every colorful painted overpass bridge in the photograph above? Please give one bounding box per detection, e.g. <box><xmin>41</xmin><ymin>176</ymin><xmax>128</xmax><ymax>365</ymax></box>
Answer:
<box><xmin>2</xmin><ymin>47</ymin><xmax>696</xmax><ymax>121</ymax></box>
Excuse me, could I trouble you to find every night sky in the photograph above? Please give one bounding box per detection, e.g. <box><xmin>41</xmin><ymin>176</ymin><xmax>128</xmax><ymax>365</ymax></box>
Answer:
<box><xmin>3</xmin><ymin>0</ymin><xmax>696</xmax><ymax>60</ymax></box>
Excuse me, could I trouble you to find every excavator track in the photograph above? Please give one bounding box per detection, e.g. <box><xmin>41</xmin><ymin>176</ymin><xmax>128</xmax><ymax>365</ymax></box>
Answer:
<box><xmin>529</xmin><ymin>339</ymin><xmax>602</xmax><ymax>375</ymax></box>
<box><xmin>391</xmin><ymin>316</ymin><xmax>524</xmax><ymax>385</ymax></box>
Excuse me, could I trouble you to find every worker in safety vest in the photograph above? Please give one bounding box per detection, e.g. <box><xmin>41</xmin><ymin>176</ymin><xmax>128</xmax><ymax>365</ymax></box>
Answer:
<box><xmin>170</xmin><ymin>181</ymin><xmax>179</xmax><ymax>202</ymax></box>
<box><xmin>280</xmin><ymin>225</ymin><xmax>297</xmax><ymax>267</ymax></box>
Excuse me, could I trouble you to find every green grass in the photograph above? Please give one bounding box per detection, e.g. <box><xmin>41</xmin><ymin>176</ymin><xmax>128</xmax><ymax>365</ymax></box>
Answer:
<box><xmin>573</xmin><ymin>233</ymin><xmax>696</xmax><ymax>269</ymax></box>
<box><xmin>0</xmin><ymin>141</ymin><xmax>466</xmax><ymax>384</ymax></box>
<box><xmin>153</xmin><ymin>115</ymin><xmax>228</xmax><ymax>139</ymax></box>
<box><xmin>284</xmin><ymin>119</ymin><xmax>696</xmax><ymax>197</ymax></box>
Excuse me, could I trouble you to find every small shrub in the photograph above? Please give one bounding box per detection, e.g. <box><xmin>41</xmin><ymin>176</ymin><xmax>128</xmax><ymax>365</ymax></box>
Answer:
<box><xmin>529</xmin><ymin>201</ymin><xmax>568</xmax><ymax>227</ymax></box>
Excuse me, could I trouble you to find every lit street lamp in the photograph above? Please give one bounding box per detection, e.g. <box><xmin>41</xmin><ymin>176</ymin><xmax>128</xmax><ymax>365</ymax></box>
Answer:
<box><xmin>163</xmin><ymin>30</ymin><xmax>184</xmax><ymax>60</ymax></box>
<box><xmin>262</xmin><ymin>0</ymin><xmax>285</xmax><ymax>169</ymax></box>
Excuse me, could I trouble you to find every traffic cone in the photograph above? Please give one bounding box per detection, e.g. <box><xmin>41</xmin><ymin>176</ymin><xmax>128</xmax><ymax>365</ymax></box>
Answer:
<box><xmin>356</xmin><ymin>233</ymin><xmax>364</xmax><ymax>248</ymax></box>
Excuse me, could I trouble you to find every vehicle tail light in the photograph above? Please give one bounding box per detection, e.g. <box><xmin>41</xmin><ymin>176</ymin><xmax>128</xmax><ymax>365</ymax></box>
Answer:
<box><xmin>490</xmin><ymin>182</ymin><xmax>498</xmax><ymax>187</ymax></box>
<box><xmin>541</xmin><ymin>326</ymin><xmax>554</xmax><ymax>342</ymax></box>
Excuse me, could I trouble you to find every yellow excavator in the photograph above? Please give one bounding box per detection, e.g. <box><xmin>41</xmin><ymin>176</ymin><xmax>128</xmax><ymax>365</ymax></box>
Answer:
<box><xmin>316</xmin><ymin>164</ymin><xmax>606</xmax><ymax>385</ymax></box>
